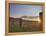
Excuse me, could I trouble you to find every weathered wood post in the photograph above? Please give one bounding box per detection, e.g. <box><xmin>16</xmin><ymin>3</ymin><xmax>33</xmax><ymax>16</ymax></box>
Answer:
<box><xmin>19</xmin><ymin>18</ymin><xmax>22</xmax><ymax>28</ymax></box>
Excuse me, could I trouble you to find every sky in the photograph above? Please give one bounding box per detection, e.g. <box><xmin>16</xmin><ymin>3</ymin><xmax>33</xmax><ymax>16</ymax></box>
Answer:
<box><xmin>10</xmin><ymin>3</ymin><xmax>42</xmax><ymax>18</ymax></box>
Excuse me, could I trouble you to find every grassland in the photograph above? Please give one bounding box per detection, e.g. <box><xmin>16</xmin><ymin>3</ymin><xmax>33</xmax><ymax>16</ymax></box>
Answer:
<box><xmin>9</xmin><ymin>17</ymin><xmax>41</xmax><ymax>32</ymax></box>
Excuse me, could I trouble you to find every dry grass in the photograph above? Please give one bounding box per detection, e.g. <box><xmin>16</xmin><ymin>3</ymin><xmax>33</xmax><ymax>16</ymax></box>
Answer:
<box><xmin>9</xmin><ymin>17</ymin><xmax>41</xmax><ymax>32</ymax></box>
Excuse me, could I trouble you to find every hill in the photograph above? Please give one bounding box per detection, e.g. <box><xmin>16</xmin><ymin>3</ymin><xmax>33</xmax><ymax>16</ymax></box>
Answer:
<box><xmin>9</xmin><ymin>17</ymin><xmax>41</xmax><ymax>32</ymax></box>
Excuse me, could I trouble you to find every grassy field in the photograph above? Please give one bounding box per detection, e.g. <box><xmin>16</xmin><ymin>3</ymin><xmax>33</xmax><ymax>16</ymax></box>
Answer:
<box><xmin>9</xmin><ymin>17</ymin><xmax>41</xmax><ymax>32</ymax></box>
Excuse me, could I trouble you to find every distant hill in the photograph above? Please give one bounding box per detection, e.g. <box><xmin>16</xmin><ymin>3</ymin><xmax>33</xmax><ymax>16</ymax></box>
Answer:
<box><xmin>20</xmin><ymin>16</ymin><xmax>39</xmax><ymax>19</ymax></box>
<box><xmin>10</xmin><ymin>16</ymin><xmax>39</xmax><ymax>21</ymax></box>
<box><xmin>9</xmin><ymin>17</ymin><xmax>21</xmax><ymax>21</ymax></box>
